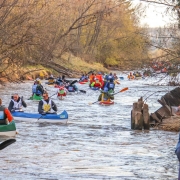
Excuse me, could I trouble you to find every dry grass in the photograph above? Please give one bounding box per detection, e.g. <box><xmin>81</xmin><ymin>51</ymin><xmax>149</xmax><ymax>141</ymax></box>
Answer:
<box><xmin>54</xmin><ymin>52</ymin><xmax>108</xmax><ymax>73</ymax></box>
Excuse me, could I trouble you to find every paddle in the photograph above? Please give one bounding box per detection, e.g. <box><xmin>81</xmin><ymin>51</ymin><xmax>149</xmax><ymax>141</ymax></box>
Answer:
<box><xmin>70</xmin><ymin>80</ymin><xmax>78</xmax><ymax>85</ymax></box>
<box><xmin>0</xmin><ymin>139</ymin><xmax>16</xmax><ymax>150</ymax></box>
<box><xmin>88</xmin><ymin>87</ymin><xmax>128</xmax><ymax>105</ymax></box>
<box><xmin>79</xmin><ymin>90</ymin><xmax>86</xmax><ymax>93</ymax></box>
<box><xmin>87</xmin><ymin>70</ymin><xmax>94</xmax><ymax>74</ymax></box>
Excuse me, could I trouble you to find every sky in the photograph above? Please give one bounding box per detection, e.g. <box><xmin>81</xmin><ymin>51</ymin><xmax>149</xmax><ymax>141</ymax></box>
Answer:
<box><xmin>131</xmin><ymin>0</ymin><xmax>177</xmax><ymax>27</ymax></box>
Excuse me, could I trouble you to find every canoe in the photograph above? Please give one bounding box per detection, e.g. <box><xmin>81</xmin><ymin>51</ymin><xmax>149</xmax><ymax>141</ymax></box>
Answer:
<box><xmin>90</xmin><ymin>87</ymin><xmax>100</xmax><ymax>91</ymax></box>
<box><xmin>29</xmin><ymin>94</ymin><xmax>42</xmax><ymax>100</ymax></box>
<box><xmin>12</xmin><ymin>110</ymin><xmax>68</xmax><ymax>124</ymax></box>
<box><xmin>0</xmin><ymin>121</ymin><xmax>16</xmax><ymax>137</ymax></box>
<box><xmin>99</xmin><ymin>100</ymin><xmax>114</xmax><ymax>106</ymax></box>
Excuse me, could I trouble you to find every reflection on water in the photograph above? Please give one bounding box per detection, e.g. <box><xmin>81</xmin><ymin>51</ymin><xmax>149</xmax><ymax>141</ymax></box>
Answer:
<box><xmin>0</xmin><ymin>77</ymin><xmax>178</xmax><ymax>179</ymax></box>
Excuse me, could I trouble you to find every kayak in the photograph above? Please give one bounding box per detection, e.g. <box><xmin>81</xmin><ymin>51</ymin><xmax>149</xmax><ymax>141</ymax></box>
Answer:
<box><xmin>99</xmin><ymin>100</ymin><xmax>114</xmax><ymax>106</ymax></box>
<box><xmin>0</xmin><ymin>121</ymin><xmax>16</xmax><ymax>137</ymax></box>
<box><xmin>29</xmin><ymin>94</ymin><xmax>42</xmax><ymax>100</ymax></box>
<box><xmin>90</xmin><ymin>87</ymin><xmax>100</xmax><ymax>91</ymax></box>
<box><xmin>12</xmin><ymin>110</ymin><xmax>68</xmax><ymax>124</ymax></box>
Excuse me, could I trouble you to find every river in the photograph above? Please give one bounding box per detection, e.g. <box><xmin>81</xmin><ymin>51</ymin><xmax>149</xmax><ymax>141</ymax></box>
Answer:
<box><xmin>0</xmin><ymin>74</ymin><xmax>179</xmax><ymax>180</ymax></box>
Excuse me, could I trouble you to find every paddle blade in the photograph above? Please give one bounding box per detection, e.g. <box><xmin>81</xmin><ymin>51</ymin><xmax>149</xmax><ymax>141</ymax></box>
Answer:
<box><xmin>79</xmin><ymin>90</ymin><xmax>86</xmax><ymax>93</ymax></box>
<box><xmin>120</xmin><ymin>87</ymin><xmax>128</xmax><ymax>92</ymax></box>
<box><xmin>88</xmin><ymin>100</ymin><xmax>98</xmax><ymax>105</ymax></box>
<box><xmin>0</xmin><ymin>139</ymin><xmax>16</xmax><ymax>150</ymax></box>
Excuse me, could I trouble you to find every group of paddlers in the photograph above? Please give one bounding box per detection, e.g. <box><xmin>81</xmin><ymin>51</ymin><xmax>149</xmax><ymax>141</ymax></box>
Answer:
<box><xmin>0</xmin><ymin>90</ymin><xmax>58</xmax><ymax>125</ymax></box>
<box><xmin>30</xmin><ymin>71</ymin><xmax>120</xmax><ymax>107</ymax></box>
<box><xmin>78</xmin><ymin>72</ymin><xmax>119</xmax><ymax>102</ymax></box>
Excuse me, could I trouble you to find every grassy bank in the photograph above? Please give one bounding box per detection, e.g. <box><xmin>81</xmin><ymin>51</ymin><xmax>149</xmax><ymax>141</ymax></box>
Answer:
<box><xmin>54</xmin><ymin>53</ymin><xmax>108</xmax><ymax>74</ymax></box>
<box><xmin>22</xmin><ymin>54</ymin><xmax>108</xmax><ymax>80</ymax></box>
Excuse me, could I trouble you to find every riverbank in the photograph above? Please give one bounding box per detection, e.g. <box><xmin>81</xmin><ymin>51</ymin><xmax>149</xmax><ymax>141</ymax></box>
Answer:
<box><xmin>157</xmin><ymin>116</ymin><xmax>180</xmax><ymax>132</ymax></box>
<box><xmin>0</xmin><ymin>53</ymin><xmax>108</xmax><ymax>83</ymax></box>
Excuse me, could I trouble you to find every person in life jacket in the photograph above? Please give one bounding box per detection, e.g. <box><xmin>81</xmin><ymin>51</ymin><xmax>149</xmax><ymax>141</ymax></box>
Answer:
<box><xmin>90</xmin><ymin>78</ymin><xmax>102</xmax><ymax>88</ymax></box>
<box><xmin>38</xmin><ymin>91</ymin><xmax>57</xmax><ymax>114</ymax></box>
<box><xmin>62</xmin><ymin>75</ymin><xmax>66</xmax><ymax>83</ymax></box>
<box><xmin>32</xmin><ymin>80</ymin><xmax>44</xmax><ymax>96</ymax></box>
<box><xmin>56</xmin><ymin>75</ymin><xmax>62</xmax><ymax>85</ymax></box>
<box><xmin>107</xmin><ymin>72</ymin><xmax>114</xmax><ymax>81</ymax></box>
<box><xmin>47</xmin><ymin>74</ymin><xmax>55</xmax><ymax>84</ymax></box>
<box><xmin>105</xmin><ymin>78</ymin><xmax>115</xmax><ymax>92</ymax></box>
<box><xmin>67</xmin><ymin>84</ymin><xmax>78</xmax><ymax>92</ymax></box>
<box><xmin>8</xmin><ymin>93</ymin><xmax>27</xmax><ymax>112</ymax></box>
<box><xmin>113</xmin><ymin>73</ymin><xmax>118</xmax><ymax>80</ymax></box>
<box><xmin>79</xmin><ymin>74</ymin><xmax>86</xmax><ymax>82</ymax></box>
<box><xmin>56</xmin><ymin>83</ymin><xmax>67</xmax><ymax>97</ymax></box>
<box><xmin>0</xmin><ymin>98</ymin><xmax>13</xmax><ymax>125</ymax></box>
<box><xmin>98</xmin><ymin>87</ymin><xmax>114</xmax><ymax>101</ymax></box>
<box><xmin>96</xmin><ymin>72</ymin><xmax>104</xmax><ymax>87</ymax></box>
<box><xmin>175</xmin><ymin>133</ymin><xmax>180</xmax><ymax>179</ymax></box>
<box><xmin>127</xmin><ymin>72</ymin><xmax>135</xmax><ymax>80</ymax></box>
<box><xmin>89</xmin><ymin>73</ymin><xmax>95</xmax><ymax>85</ymax></box>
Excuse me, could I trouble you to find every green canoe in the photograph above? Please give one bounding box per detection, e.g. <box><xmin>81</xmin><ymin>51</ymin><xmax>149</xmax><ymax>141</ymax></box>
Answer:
<box><xmin>29</xmin><ymin>94</ymin><xmax>42</xmax><ymax>100</ymax></box>
<box><xmin>0</xmin><ymin>121</ymin><xmax>16</xmax><ymax>137</ymax></box>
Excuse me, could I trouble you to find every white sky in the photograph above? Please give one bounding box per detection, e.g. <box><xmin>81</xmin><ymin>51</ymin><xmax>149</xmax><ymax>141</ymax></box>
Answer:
<box><xmin>131</xmin><ymin>0</ymin><xmax>177</xmax><ymax>27</ymax></box>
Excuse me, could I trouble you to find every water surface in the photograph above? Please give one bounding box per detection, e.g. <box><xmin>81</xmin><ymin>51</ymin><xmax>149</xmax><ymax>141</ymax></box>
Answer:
<box><xmin>0</xmin><ymin>76</ymin><xmax>178</xmax><ymax>180</ymax></box>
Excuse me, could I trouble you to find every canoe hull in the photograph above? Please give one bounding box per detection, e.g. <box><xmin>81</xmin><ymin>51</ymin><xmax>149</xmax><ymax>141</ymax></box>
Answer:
<box><xmin>13</xmin><ymin>117</ymin><xmax>68</xmax><ymax>124</ymax></box>
<box><xmin>0</xmin><ymin>131</ymin><xmax>16</xmax><ymax>137</ymax></box>
<box><xmin>90</xmin><ymin>87</ymin><xmax>100</xmax><ymax>91</ymax></box>
<box><xmin>79</xmin><ymin>80</ymin><xmax>88</xmax><ymax>84</ymax></box>
<box><xmin>12</xmin><ymin>111</ymin><xmax>68</xmax><ymax>124</ymax></box>
<box><xmin>99</xmin><ymin>101</ymin><xmax>114</xmax><ymax>106</ymax></box>
<box><xmin>29</xmin><ymin>94</ymin><xmax>42</xmax><ymax>100</ymax></box>
<box><xmin>0</xmin><ymin>121</ymin><xmax>16</xmax><ymax>137</ymax></box>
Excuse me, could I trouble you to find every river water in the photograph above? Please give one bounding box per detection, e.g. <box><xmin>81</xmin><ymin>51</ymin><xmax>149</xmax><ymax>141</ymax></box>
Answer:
<box><xmin>0</xmin><ymin>74</ymin><xmax>179</xmax><ymax>180</ymax></box>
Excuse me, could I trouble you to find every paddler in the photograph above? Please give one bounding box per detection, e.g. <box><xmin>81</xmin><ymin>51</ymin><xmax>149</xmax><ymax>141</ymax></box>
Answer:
<box><xmin>104</xmin><ymin>78</ymin><xmax>115</xmax><ymax>93</ymax></box>
<box><xmin>65</xmin><ymin>82</ymin><xmax>78</xmax><ymax>92</ymax></box>
<box><xmin>38</xmin><ymin>91</ymin><xmax>57</xmax><ymax>114</ymax></box>
<box><xmin>8</xmin><ymin>93</ymin><xmax>27</xmax><ymax>112</ymax></box>
<box><xmin>90</xmin><ymin>78</ymin><xmax>102</xmax><ymax>89</ymax></box>
<box><xmin>113</xmin><ymin>73</ymin><xmax>118</xmax><ymax>80</ymax></box>
<box><xmin>175</xmin><ymin>133</ymin><xmax>180</xmax><ymax>179</ymax></box>
<box><xmin>0</xmin><ymin>98</ymin><xmax>13</xmax><ymax>124</ymax></box>
<box><xmin>127</xmin><ymin>72</ymin><xmax>135</xmax><ymax>80</ymax></box>
<box><xmin>48</xmin><ymin>74</ymin><xmax>55</xmax><ymax>84</ymax></box>
<box><xmin>32</xmin><ymin>79</ymin><xmax>44</xmax><ymax>96</ymax></box>
<box><xmin>56</xmin><ymin>82</ymin><xmax>68</xmax><ymax>97</ymax></box>
<box><xmin>96</xmin><ymin>72</ymin><xmax>103</xmax><ymax>87</ymax></box>
<box><xmin>89</xmin><ymin>72</ymin><xmax>95</xmax><ymax>85</ymax></box>
<box><xmin>98</xmin><ymin>87</ymin><xmax>114</xmax><ymax>101</ymax></box>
